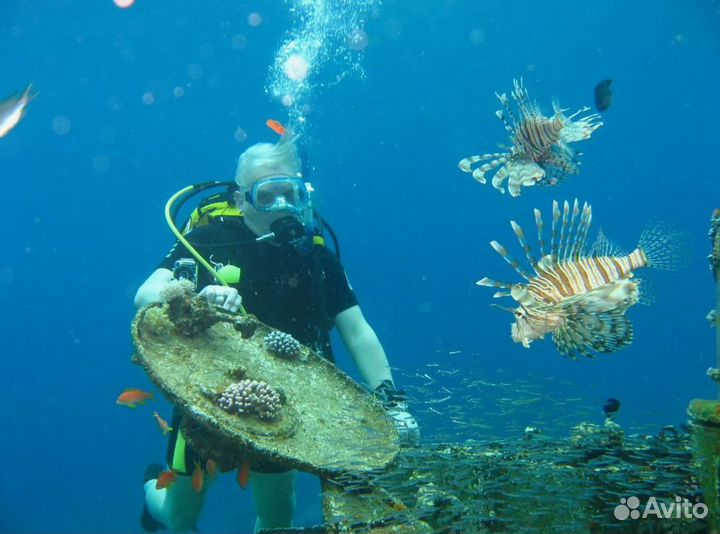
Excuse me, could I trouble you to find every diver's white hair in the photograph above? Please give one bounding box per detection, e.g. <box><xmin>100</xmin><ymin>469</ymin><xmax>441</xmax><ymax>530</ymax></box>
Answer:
<box><xmin>235</xmin><ymin>139</ymin><xmax>302</xmax><ymax>189</ymax></box>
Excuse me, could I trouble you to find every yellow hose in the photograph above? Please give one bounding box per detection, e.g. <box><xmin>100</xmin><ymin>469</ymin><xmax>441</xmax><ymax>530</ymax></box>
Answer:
<box><xmin>164</xmin><ymin>184</ymin><xmax>247</xmax><ymax>314</ymax></box>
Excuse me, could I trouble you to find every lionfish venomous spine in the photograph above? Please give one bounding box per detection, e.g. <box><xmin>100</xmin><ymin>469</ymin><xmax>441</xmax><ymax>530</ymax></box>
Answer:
<box><xmin>459</xmin><ymin>79</ymin><xmax>603</xmax><ymax>197</ymax></box>
<box><xmin>477</xmin><ymin>199</ymin><xmax>686</xmax><ymax>358</ymax></box>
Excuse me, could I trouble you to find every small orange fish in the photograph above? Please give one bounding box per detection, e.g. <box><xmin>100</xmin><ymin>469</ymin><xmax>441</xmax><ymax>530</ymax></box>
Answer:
<box><xmin>383</xmin><ymin>496</ymin><xmax>408</xmax><ymax>511</ymax></box>
<box><xmin>191</xmin><ymin>459</ymin><xmax>204</xmax><ymax>493</ymax></box>
<box><xmin>156</xmin><ymin>470</ymin><xmax>176</xmax><ymax>490</ymax></box>
<box><xmin>205</xmin><ymin>458</ymin><xmax>217</xmax><ymax>479</ymax></box>
<box><xmin>116</xmin><ymin>388</ymin><xmax>153</xmax><ymax>408</ymax></box>
<box><xmin>237</xmin><ymin>460</ymin><xmax>251</xmax><ymax>489</ymax></box>
<box><xmin>266</xmin><ymin>119</ymin><xmax>286</xmax><ymax>136</ymax></box>
<box><xmin>152</xmin><ymin>411</ymin><xmax>173</xmax><ymax>435</ymax></box>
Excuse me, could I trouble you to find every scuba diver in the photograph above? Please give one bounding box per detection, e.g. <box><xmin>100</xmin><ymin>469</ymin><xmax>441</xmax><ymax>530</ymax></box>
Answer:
<box><xmin>133</xmin><ymin>130</ymin><xmax>420</xmax><ymax>532</ymax></box>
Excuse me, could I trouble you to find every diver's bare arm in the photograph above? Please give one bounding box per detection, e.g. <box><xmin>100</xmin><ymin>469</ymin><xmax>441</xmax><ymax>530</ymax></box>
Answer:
<box><xmin>335</xmin><ymin>305</ymin><xmax>394</xmax><ymax>391</ymax></box>
<box><xmin>134</xmin><ymin>268</ymin><xmax>174</xmax><ymax>309</ymax></box>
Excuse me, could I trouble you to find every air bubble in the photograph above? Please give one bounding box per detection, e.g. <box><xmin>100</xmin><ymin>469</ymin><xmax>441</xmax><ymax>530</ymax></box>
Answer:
<box><xmin>347</xmin><ymin>29</ymin><xmax>368</xmax><ymax>51</ymax></box>
<box><xmin>51</xmin><ymin>115</ymin><xmax>72</xmax><ymax>135</ymax></box>
<box><xmin>248</xmin><ymin>12</ymin><xmax>262</xmax><ymax>27</ymax></box>
<box><xmin>284</xmin><ymin>54</ymin><xmax>310</xmax><ymax>81</ymax></box>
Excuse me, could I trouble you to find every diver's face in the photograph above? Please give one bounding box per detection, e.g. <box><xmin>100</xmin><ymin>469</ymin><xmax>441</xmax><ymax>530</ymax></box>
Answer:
<box><xmin>236</xmin><ymin>190</ymin><xmax>283</xmax><ymax>238</ymax></box>
<box><xmin>236</xmin><ymin>174</ymin><xmax>307</xmax><ymax>238</ymax></box>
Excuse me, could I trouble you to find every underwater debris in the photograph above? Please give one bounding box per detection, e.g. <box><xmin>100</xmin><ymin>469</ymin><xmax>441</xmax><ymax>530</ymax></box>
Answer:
<box><xmin>709</xmin><ymin>209</ymin><xmax>720</xmax><ymax>278</ymax></box>
<box><xmin>476</xmin><ymin>199</ymin><xmax>688</xmax><ymax>358</ymax></box>
<box><xmin>158</xmin><ymin>278</ymin><xmax>195</xmax><ymax>302</ymax></box>
<box><xmin>131</xmin><ymin>300</ymin><xmax>399</xmax><ymax>476</ymax></box>
<box><xmin>155</xmin><ymin>280</ymin><xmax>227</xmax><ymax>337</ymax></box>
<box><xmin>688</xmin><ymin>399</ymin><xmax>720</xmax><ymax>426</ymax></box>
<box><xmin>707</xmin><ymin>368</ymin><xmax>720</xmax><ymax>383</ymax></box>
<box><xmin>593</xmin><ymin>79</ymin><xmax>613</xmax><ymax>112</ymax></box>
<box><xmin>523</xmin><ymin>426</ymin><xmax>542</xmax><ymax>440</ymax></box>
<box><xmin>458</xmin><ymin>78</ymin><xmax>602</xmax><ymax>197</ymax></box>
<box><xmin>688</xmin><ymin>396</ymin><xmax>720</xmax><ymax>532</ymax></box>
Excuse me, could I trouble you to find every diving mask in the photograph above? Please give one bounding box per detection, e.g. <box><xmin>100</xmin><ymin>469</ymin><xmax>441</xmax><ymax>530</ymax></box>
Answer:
<box><xmin>244</xmin><ymin>176</ymin><xmax>310</xmax><ymax>213</ymax></box>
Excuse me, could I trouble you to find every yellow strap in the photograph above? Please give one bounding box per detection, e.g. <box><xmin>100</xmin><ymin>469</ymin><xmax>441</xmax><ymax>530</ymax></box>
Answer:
<box><xmin>184</xmin><ymin>202</ymin><xmax>243</xmax><ymax>234</ymax></box>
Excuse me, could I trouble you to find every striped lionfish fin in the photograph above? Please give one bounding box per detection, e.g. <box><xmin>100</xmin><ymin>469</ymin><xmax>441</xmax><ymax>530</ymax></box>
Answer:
<box><xmin>495</xmin><ymin>91</ymin><xmax>519</xmax><ymax>135</ymax></box>
<box><xmin>489</xmin><ymin>241</ymin><xmax>534</xmax><ymax>281</ymax></box>
<box><xmin>552</xmin><ymin>308</ymin><xmax>633</xmax><ymax>359</ymax></box>
<box><xmin>458</xmin><ymin>153</ymin><xmax>509</xmax><ymax>185</ymax></box>
<box><xmin>550</xmin><ymin>200</ymin><xmax>561</xmax><ymax>263</ymax></box>
<box><xmin>476</xmin><ymin>277</ymin><xmax>513</xmax><ymax>290</ymax></box>
<box><xmin>561</xmin><ymin>199</ymin><xmax>580</xmax><ymax>261</ymax></box>
<box><xmin>511</xmin><ymin>78</ymin><xmax>540</xmax><ymax>120</ymax></box>
<box><xmin>534</xmin><ymin>208</ymin><xmax>546</xmax><ymax>257</ymax></box>
<box><xmin>590</xmin><ymin>228</ymin><xmax>627</xmax><ymax>258</ymax></box>
<box><xmin>475</xmin><ymin>278</ymin><xmax>513</xmax><ymax>299</ymax></box>
<box><xmin>557</xmin><ymin>200</ymin><xmax>571</xmax><ymax>262</ymax></box>
<box><xmin>510</xmin><ymin>220</ymin><xmax>537</xmax><ymax>268</ymax></box>
<box><xmin>569</xmin><ymin>201</ymin><xmax>593</xmax><ymax>260</ymax></box>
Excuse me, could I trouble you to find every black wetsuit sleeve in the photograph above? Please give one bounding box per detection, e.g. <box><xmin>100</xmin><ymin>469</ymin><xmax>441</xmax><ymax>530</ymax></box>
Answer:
<box><xmin>322</xmin><ymin>251</ymin><xmax>359</xmax><ymax>318</ymax></box>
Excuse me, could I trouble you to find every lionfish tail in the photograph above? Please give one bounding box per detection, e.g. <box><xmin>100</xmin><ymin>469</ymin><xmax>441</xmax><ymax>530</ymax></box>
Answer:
<box><xmin>553</xmin><ymin>308</ymin><xmax>634</xmax><ymax>359</ymax></box>
<box><xmin>637</xmin><ymin>220</ymin><xmax>691</xmax><ymax>271</ymax></box>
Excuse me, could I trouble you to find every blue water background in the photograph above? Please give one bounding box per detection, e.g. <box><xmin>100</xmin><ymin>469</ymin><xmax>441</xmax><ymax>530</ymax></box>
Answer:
<box><xmin>1</xmin><ymin>0</ymin><xmax>718</xmax><ymax>531</ymax></box>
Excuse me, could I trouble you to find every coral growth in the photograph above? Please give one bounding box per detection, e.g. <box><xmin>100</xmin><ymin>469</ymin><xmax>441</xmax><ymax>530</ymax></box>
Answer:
<box><xmin>159</xmin><ymin>279</ymin><xmax>196</xmax><ymax>302</ymax></box>
<box><xmin>264</xmin><ymin>331</ymin><xmax>302</xmax><ymax>359</ymax></box>
<box><xmin>159</xmin><ymin>280</ymin><xmax>222</xmax><ymax>337</ymax></box>
<box><xmin>218</xmin><ymin>379</ymin><xmax>282</xmax><ymax>421</ymax></box>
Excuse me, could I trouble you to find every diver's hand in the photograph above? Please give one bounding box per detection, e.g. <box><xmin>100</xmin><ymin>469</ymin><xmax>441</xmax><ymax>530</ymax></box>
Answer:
<box><xmin>199</xmin><ymin>285</ymin><xmax>242</xmax><ymax>313</ymax></box>
<box><xmin>373</xmin><ymin>380</ymin><xmax>421</xmax><ymax>447</ymax></box>
<box><xmin>387</xmin><ymin>406</ymin><xmax>420</xmax><ymax>447</ymax></box>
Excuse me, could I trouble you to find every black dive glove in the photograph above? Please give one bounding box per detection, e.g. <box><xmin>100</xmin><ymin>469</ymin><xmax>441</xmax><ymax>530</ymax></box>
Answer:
<box><xmin>373</xmin><ymin>380</ymin><xmax>420</xmax><ymax>447</ymax></box>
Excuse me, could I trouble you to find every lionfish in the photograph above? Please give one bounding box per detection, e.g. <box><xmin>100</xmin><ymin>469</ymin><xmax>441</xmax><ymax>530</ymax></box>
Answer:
<box><xmin>477</xmin><ymin>199</ymin><xmax>686</xmax><ymax>358</ymax></box>
<box><xmin>458</xmin><ymin>79</ymin><xmax>603</xmax><ymax>197</ymax></box>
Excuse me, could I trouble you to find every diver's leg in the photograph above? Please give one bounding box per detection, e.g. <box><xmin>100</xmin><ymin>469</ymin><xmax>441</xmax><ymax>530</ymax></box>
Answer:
<box><xmin>142</xmin><ymin>409</ymin><xmax>208</xmax><ymax>532</ymax></box>
<box><xmin>144</xmin><ymin>473</ymin><xmax>207</xmax><ymax>532</ymax></box>
<box><xmin>251</xmin><ymin>470</ymin><xmax>295</xmax><ymax>532</ymax></box>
